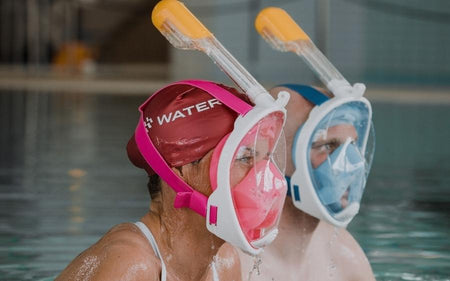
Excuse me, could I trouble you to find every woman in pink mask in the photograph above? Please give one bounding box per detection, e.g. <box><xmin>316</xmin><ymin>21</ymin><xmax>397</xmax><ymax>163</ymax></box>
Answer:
<box><xmin>56</xmin><ymin>80</ymin><xmax>288</xmax><ymax>281</ymax></box>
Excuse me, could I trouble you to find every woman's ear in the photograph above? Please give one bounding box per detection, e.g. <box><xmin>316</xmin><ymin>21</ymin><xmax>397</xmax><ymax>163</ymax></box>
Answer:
<box><xmin>171</xmin><ymin>166</ymin><xmax>184</xmax><ymax>178</ymax></box>
<box><xmin>173</xmin><ymin>150</ymin><xmax>215</xmax><ymax>196</ymax></box>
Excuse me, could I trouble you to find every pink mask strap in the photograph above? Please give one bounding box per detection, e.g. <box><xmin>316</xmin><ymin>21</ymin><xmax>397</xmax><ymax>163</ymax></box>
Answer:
<box><xmin>174</xmin><ymin>191</ymin><xmax>208</xmax><ymax>216</ymax></box>
<box><xmin>135</xmin><ymin>120</ymin><xmax>207</xmax><ymax>217</ymax></box>
<box><xmin>182</xmin><ymin>80</ymin><xmax>252</xmax><ymax>115</ymax></box>
<box><xmin>134</xmin><ymin>80</ymin><xmax>252</xmax><ymax>218</ymax></box>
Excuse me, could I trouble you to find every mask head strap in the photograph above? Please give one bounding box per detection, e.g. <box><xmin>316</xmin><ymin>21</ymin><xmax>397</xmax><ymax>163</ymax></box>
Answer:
<box><xmin>279</xmin><ymin>84</ymin><xmax>329</xmax><ymax>106</ymax></box>
<box><xmin>135</xmin><ymin>80</ymin><xmax>252</xmax><ymax>217</ymax></box>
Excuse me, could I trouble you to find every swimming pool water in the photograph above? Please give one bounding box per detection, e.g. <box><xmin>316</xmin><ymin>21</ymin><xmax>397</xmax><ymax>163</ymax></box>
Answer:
<box><xmin>0</xmin><ymin>90</ymin><xmax>449</xmax><ymax>280</ymax></box>
<box><xmin>350</xmin><ymin>101</ymin><xmax>450</xmax><ymax>280</ymax></box>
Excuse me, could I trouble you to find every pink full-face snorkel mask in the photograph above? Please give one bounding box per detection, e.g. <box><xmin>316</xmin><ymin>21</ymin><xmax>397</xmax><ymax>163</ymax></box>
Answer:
<box><xmin>134</xmin><ymin>80</ymin><xmax>288</xmax><ymax>255</ymax></box>
<box><xmin>207</xmin><ymin>106</ymin><xmax>288</xmax><ymax>254</ymax></box>
<box><xmin>210</xmin><ymin>113</ymin><xmax>287</xmax><ymax>243</ymax></box>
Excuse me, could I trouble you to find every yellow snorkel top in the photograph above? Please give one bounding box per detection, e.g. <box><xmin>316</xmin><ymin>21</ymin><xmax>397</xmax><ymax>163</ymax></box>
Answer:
<box><xmin>152</xmin><ymin>0</ymin><xmax>212</xmax><ymax>43</ymax></box>
<box><xmin>255</xmin><ymin>7</ymin><xmax>365</xmax><ymax>98</ymax></box>
<box><xmin>255</xmin><ymin>7</ymin><xmax>309</xmax><ymax>45</ymax></box>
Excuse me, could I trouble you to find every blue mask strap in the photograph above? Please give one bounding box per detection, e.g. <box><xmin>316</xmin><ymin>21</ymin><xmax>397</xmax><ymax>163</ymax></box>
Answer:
<box><xmin>279</xmin><ymin>84</ymin><xmax>329</xmax><ymax>106</ymax></box>
<box><xmin>285</xmin><ymin>176</ymin><xmax>301</xmax><ymax>201</ymax></box>
<box><xmin>286</xmin><ymin>176</ymin><xmax>292</xmax><ymax>197</ymax></box>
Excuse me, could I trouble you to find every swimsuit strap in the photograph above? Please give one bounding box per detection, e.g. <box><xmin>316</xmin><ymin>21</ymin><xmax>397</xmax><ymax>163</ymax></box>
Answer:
<box><xmin>134</xmin><ymin>222</ymin><xmax>167</xmax><ymax>281</ymax></box>
<box><xmin>134</xmin><ymin>221</ymin><xmax>221</xmax><ymax>281</ymax></box>
<box><xmin>211</xmin><ymin>258</ymin><xmax>220</xmax><ymax>281</ymax></box>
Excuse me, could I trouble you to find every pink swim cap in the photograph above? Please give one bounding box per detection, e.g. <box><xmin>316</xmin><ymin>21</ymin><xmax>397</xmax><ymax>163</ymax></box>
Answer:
<box><xmin>127</xmin><ymin>81</ymin><xmax>249</xmax><ymax>174</ymax></box>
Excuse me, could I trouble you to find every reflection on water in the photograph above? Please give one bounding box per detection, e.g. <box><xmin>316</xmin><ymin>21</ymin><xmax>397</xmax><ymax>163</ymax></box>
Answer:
<box><xmin>0</xmin><ymin>91</ymin><xmax>449</xmax><ymax>280</ymax></box>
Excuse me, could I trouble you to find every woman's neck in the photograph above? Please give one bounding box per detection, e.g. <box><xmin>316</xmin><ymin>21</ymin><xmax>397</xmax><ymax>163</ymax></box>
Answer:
<box><xmin>142</xmin><ymin>200</ymin><xmax>223</xmax><ymax>280</ymax></box>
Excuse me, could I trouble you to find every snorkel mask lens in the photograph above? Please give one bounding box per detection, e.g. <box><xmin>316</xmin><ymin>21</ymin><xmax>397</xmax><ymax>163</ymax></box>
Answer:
<box><xmin>308</xmin><ymin>101</ymin><xmax>373</xmax><ymax>222</ymax></box>
<box><xmin>230</xmin><ymin>112</ymin><xmax>287</xmax><ymax>244</ymax></box>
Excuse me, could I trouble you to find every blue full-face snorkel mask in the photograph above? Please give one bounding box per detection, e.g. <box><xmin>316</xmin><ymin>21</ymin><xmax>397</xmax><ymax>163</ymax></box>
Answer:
<box><xmin>284</xmin><ymin>84</ymin><xmax>375</xmax><ymax>227</ymax></box>
<box><xmin>252</xmin><ymin>5</ymin><xmax>375</xmax><ymax>227</ymax></box>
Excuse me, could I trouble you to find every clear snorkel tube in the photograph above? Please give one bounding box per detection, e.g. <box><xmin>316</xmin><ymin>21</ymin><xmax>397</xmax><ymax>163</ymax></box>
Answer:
<box><xmin>255</xmin><ymin>7</ymin><xmax>366</xmax><ymax>98</ymax></box>
<box><xmin>152</xmin><ymin>0</ymin><xmax>289</xmax><ymax>107</ymax></box>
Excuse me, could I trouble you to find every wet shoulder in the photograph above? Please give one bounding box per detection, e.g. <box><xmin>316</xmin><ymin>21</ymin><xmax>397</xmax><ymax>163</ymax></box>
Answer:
<box><xmin>55</xmin><ymin>223</ymin><xmax>162</xmax><ymax>281</ymax></box>
<box><xmin>318</xmin><ymin>222</ymin><xmax>375</xmax><ymax>281</ymax></box>
<box><xmin>201</xmin><ymin>243</ymin><xmax>242</xmax><ymax>281</ymax></box>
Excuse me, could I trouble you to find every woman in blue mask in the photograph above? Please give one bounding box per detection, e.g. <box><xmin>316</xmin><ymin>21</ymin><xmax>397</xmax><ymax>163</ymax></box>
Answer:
<box><xmin>239</xmin><ymin>85</ymin><xmax>376</xmax><ymax>281</ymax></box>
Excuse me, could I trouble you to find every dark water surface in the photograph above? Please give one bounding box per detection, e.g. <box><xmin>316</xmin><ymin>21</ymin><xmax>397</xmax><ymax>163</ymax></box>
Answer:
<box><xmin>0</xmin><ymin>90</ymin><xmax>449</xmax><ymax>280</ymax></box>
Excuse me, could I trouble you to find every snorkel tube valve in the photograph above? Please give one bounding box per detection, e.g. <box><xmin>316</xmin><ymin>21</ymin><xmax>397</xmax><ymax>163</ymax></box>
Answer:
<box><xmin>327</xmin><ymin>80</ymin><xmax>366</xmax><ymax>98</ymax></box>
<box><xmin>275</xmin><ymin>90</ymin><xmax>290</xmax><ymax>107</ymax></box>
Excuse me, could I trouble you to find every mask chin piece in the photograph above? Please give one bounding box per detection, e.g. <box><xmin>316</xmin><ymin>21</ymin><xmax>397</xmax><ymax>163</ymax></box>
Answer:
<box><xmin>250</xmin><ymin>228</ymin><xmax>278</xmax><ymax>248</ymax></box>
<box><xmin>333</xmin><ymin>202</ymin><xmax>360</xmax><ymax>222</ymax></box>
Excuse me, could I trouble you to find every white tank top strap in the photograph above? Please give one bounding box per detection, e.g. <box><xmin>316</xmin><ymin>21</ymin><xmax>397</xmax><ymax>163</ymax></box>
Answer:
<box><xmin>134</xmin><ymin>221</ymin><xmax>167</xmax><ymax>281</ymax></box>
<box><xmin>211</xmin><ymin>260</ymin><xmax>219</xmax><ymax>281</ymax></box>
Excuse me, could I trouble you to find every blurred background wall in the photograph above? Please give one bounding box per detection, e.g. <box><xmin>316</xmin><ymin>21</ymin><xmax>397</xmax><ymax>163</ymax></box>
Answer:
<box><xmin>1</xmin><ymin>0</ymin><xmax>449</xmax><ymax>87</ymax></box>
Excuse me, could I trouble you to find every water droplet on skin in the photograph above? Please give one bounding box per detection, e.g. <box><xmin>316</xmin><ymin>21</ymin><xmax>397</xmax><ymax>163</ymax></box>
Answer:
<box><xmin>74</xmin><ymin>255</ymin><xmax>100</xmax><ymax>281</ymax></box>
<box><xmin>327</xmin><ymin>227</ymin><xmax>340</xmax><ymax>277</ymax></box>
<box><xmin>328</xmin><ymin>226</ymin><xmax>339</xmax><ymax>247</ymax></box>
<box><xmin>247</xmin><ymin>255</ymin><xmax>262</xmax><ymax>281</ymax></box>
